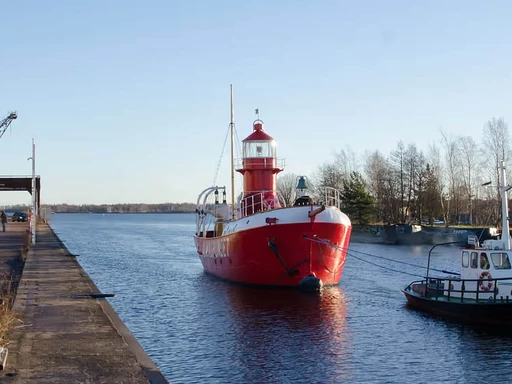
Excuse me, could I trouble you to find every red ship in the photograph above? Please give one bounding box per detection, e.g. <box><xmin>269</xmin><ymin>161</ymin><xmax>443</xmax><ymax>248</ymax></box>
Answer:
<box><xmin>194</xmin><ymin>86</ymin><xmax>352</xmax><ymax>290</ymax></box>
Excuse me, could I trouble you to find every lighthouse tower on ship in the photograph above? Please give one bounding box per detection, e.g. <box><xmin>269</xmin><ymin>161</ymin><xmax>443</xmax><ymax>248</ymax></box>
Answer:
<box><xmin>236</xmin><ymin>119</ymin><xmax>284</xmax><ymax>216</ymax></box>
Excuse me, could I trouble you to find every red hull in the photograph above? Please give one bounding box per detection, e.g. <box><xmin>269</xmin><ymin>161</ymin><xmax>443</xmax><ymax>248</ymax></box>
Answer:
<box><xmin>194</xmin><ymin>221</ymin><xmax>351</xmax><ymax>287</ymax></box>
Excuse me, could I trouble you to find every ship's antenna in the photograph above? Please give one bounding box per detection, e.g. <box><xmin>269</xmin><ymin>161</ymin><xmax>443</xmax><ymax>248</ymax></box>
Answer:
<box><xmin>499</xmin><ymin>161</ymin><xmax>511</xmax><ymax>249</ymax></box>
<box><xmin>230</xmin><ymin>84</ymin><xmax>236</xmax><ymax>220</ymax></box>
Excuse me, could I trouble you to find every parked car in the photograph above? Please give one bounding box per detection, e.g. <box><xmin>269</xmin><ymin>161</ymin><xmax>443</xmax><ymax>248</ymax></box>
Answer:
<box><xmin>12</xmin><ymin>212</ymin><xmax>27</xmax><ymax>222</ymax></box>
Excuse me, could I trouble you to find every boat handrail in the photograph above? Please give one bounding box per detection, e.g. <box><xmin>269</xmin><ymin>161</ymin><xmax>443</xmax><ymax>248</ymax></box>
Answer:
<box><xmin>406</xmin><ymin>275</ymin><xmax>512</xmax><ymax>304</ymax></box>
<box><xmin>195</xmin><ymin>186</ymin><xmax>228</xmax><ymax>237</ymax></box>
<box><xmin>234</xmin><ymin>157</ymin><xmax>286</xmax><ymax>170</ymax></box>
<box><xmin>238</xmin><ymin>191</ymin><xmax>280</xmax><ymax>218</ymax></box>
<box><xmin>322</xmin><ymin>187</ymin><xmax>342</xmax><ymax>209</ymax></box>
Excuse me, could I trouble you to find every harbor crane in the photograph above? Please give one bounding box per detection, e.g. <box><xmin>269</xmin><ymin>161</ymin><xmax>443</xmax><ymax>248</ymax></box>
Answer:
<box><xmin>0</xmin><ymin>111</ymin><xmax>17</xmax><ymax>139</ymax></box>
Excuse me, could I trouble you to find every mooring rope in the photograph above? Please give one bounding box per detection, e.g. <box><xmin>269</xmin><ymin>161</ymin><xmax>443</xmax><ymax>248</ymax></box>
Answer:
<box><xmin>303</xmin><ymin>235</ymin><xmax>455</xmax><ymax>278</ymax></box>
<box><xmin>314</xmin><ymin>240</ymin><xmax>346</xmax><ymax>275</ymax></box>
<box><xmin>345</xmin><ymin>251</ymin><xmax>424</xmax><ymax>278</ymax></box>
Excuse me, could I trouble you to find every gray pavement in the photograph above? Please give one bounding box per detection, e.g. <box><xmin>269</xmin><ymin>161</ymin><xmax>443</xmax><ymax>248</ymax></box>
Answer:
<box><xmin>1</xmin><ymin>222</ymin><xmax>168</xmax><ymax>383</ymax></box>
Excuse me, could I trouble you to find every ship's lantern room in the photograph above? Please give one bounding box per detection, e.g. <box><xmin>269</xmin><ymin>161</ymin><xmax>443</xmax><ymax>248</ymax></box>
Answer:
<box><xmin>243</xmin><ymin>140</ymin><xmax>276</xmax><ymax>158</ymax></box>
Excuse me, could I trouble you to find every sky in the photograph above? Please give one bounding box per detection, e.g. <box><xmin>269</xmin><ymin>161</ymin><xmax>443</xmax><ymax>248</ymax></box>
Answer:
<box><xmin>1</xmin><ymin>1</ymin><xmax>512</xmax><ymax>205</ymax></box>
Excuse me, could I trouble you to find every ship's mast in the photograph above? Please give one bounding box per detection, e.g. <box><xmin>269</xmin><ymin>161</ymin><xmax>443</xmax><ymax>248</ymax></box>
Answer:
<box><xmin>499</xmin><ymin>160</ymin><xmax>511</xmax><ymax>249</ymax></box>
<box><xmin>230</xmin><ymin>84</ymin><xmax>235</xmax><ymax>220</ymax></box>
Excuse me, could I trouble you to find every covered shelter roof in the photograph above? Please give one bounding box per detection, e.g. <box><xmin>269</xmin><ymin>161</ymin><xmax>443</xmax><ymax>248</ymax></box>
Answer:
<box><xmin>0</xmin><ymin>176</ymin><xmax>41</xmax><ymax>209</ymax></box>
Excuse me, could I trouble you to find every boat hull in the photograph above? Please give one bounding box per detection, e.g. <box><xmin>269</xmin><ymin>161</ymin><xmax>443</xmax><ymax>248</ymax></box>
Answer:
<box><xmin>194</xmin><ymin>207</ymin><xmax>351</xmax><ymax>288</ymax></box>
<box><xmin>403</xmin><ymin>289</ymin><xmax>512</xmax><ymax>326</ymax></box>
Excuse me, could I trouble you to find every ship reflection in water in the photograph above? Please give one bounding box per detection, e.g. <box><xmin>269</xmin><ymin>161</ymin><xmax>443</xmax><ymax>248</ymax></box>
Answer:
<box><xmin>222</xmin><ymin>284</ymin><xmax>352</xmax><ymax>383</ymax></box>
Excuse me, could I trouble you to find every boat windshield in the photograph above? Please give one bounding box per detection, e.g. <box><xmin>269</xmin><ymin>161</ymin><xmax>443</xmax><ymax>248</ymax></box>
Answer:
<box><xmin>491</xmin><ymin>252</ymin><xmax>512</xmax><ymax>269</ymax></box>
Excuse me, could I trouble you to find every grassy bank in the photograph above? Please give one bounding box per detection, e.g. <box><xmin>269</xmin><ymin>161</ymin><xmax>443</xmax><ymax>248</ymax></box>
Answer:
<box><xmin>0</xmin><ymin>230</ymin><xmax>30</xmax><ymax>346</ymax></box>
<box><xmin>0</xmin><ymin>277</ymin><xmax>15</xmax><ymax>346</ymax></box>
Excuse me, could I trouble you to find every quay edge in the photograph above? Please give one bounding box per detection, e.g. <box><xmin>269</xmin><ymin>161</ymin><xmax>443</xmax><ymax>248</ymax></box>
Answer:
<box><xmin>3</xmin><ymin>222</ymin><xmax>168</xmax><ymax>384</ymax></box>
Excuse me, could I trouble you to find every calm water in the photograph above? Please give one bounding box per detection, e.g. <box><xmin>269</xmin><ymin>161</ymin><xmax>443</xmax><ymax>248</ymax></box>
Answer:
<box><xmin>50</xmin><ymin>213</ymin><xmax>512</xmax><ymax>384</ymax></box>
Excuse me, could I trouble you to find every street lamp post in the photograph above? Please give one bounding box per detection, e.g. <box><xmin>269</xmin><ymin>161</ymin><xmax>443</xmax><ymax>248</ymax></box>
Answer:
<box><xmin>27</xmin><ymin>139</ymin><xmax>36</xmax><ymax>245</ymax></box>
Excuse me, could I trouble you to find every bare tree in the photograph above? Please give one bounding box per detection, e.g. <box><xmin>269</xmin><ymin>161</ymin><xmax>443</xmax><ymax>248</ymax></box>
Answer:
<box><xmin>440</xmin><ymin>130</ymin><xmax>459</xmax><ymax>225</ymax></box>
<box><xmin>365</xmin><ymin>150</ymin><xmax>397</xmax><ymax>224</ymax></box>
<box><xmin>313</xmin><ymin>162</ymin><xmax>345</xmax><ymax>192</ymax></box>
<box><xmin>333</xmin><ymin>147</ymin><xmax>359</xmax><ymax>178</ymax></box>
<box><xmin>390</xmin><ymin>141</ymin><xmax>407</xmax><ymax>223</ymax></box>
<box><xmin>456</xmin><ymin>136</ymin><xmax>479</xmax><ymax>225</ymax></box>
<box><xmin>404</xmin><ymin>144</ymin><xmax>423</xmax><ymax>223</ymax></box>
<box><xmin>363</xmin><ymin>150</ymin><xmax>382</xmax><ymax>197</ymax></box>
<box><xmin>426</xmin><ymin>142</ymin><xmax>445</xmax><ymax>222</ymax></box>
<box><xmin>483</xmin><ymin>117</ymin><xmax>511</xmax><ymax>176</ymax></box>
<box><xmin>482</xmin><ymin>117</ymin><xmax>511</xmax><ymax>226</ymax></box>
<box><xmin>277</xmin><ymin>173</ymin><xmax>298</xmax><ymax>207</ymax></box>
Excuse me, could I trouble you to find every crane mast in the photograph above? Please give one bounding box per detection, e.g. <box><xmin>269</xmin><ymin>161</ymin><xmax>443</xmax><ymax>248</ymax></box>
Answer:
<box><xmin>0</xmin><ymin>112</ymin><xmax>17</xmax><ymax>139</ymax></box>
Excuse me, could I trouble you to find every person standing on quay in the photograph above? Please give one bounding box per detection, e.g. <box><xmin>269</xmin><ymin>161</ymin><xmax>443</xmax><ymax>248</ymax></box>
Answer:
<box><xmin>0</xmin><ymin>211</ymin><xmax>6</xmax><ymax>232</ymax></box>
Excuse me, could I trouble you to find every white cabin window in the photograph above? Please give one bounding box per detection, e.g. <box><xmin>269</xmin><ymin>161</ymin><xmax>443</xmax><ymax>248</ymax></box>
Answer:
<box><xmin>243</xmin><ymin>140</ymin><xmax>276</xmax><ymax>158</ymax></box>
<box><xmin>491</xmin><ymin>252</ymin><xmax>512</xmax><ymax>269</ymax></box>
<box><xmin>462</xmin><ymin>251</ymin><xmax>469</xmax><ymax>268</ymax></box>
<box><xmin>470</xmin><ymin>252</ymin><xmax>478</xmax><ymax>269</ymax></box>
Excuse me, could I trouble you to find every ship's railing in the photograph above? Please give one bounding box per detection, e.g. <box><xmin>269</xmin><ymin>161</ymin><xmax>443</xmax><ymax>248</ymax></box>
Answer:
<box><xmin>320</xmin><ymin>187</ymin><xmax>342</xmax><ymax>209</ymax></box>
<box><xmin>237</xmin><ymin>190</ymin><xmax>280</xmax><ymax>219</ymax></box>
<box><xmin>195</xmin><ymin>186</ymin><xmax>229</xmax><ymax>237</ymax></box>
<box><xmin>405</xmin><ymin>276</ymin><xmax>512</xmax><ymax>303</ymax></box>
<box><xmin>234</xmin><ymin>158</ymin><xmax>286</xmax><ymax>170</ymax></box>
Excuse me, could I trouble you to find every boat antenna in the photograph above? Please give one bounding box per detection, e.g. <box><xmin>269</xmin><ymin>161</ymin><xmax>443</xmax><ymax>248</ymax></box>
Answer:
<box><xmin>499</xmin><ymin>160</ymin><xmax>511</xmax><ymax>249</ymax></box>
<box><xmin>230</xmin><ymin>84</ymin><xmax>235</xmax><ymax>220</ymax></box>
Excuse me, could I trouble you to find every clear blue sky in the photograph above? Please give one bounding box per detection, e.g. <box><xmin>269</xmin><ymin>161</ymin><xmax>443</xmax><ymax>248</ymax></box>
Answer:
<box><xmin>1</xmin><ymin>1</ymin><xmax>511</xmax><ymax>205</ymax></box>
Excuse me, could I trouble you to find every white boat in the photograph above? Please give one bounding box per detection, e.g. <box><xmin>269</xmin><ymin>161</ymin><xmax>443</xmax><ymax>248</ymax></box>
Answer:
<box><xmin>403</xmin><ymin>161</ymin><xmax>512</xmax><ymax>325</ymax></box>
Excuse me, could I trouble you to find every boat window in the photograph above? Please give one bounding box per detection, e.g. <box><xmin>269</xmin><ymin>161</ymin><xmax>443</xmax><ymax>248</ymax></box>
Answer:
<box><xmin>470</xmin><ymin>252</ymin><xmax>478</xmax><ymax>269</ymax></box>
<box><xmin>480</xmin><ymin>253</ymin><xmax>490</xmax><ymax>270</ymax></box>
<box><xmin>244</xmin><ymin>140</ymin><xmax>276</xmax><ymax>158</ymax></box>
<box><xmin>491</xmin><ymin>252</ymin><xmax>512</xmax><ymax>269</ymax></box>
<box><xmin>462</xmin><ymin>251</ymin><xmax>469</xmax><ymax>268</ymax></box>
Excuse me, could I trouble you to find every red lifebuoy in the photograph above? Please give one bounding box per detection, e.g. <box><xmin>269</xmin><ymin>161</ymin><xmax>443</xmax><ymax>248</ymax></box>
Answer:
<box><xmin>479</xmin><ymin>271</ymin><xmax>493</xmax><ymax>291</ymax></box>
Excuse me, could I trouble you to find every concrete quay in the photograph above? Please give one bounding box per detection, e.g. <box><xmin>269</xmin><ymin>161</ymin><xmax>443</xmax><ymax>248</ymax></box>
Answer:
<box><xmin>1</xmin><ymin>222</ymin><xmax>168</xmax><ymax>383</ymax></box>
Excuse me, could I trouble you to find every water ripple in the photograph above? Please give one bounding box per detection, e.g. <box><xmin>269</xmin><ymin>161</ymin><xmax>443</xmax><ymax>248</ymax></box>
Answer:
<box><xmin>50</xmin><ymin>214</ymin><xmax>512</xmax><ymax>383</ymax></box>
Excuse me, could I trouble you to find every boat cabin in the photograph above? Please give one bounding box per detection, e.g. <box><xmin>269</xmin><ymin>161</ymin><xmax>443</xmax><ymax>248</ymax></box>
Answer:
<box><xmin>462</xmin><ymin>241</ymin><xmax>511</xmax><ymax>277</ymax></box>
<box><xmin>447</xmin><ymin>239</ymin><xmax>512</xmax><ymax>300</ymax></box>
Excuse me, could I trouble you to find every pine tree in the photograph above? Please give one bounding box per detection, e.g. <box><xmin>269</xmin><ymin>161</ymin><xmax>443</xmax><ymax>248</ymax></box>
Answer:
<box><xmin>423</xmin><ymin>164</ymin><xmax>442</xmax><ymax>225</ymax></box>
<box><xmin>341</xmin><ymin>172</ymin><xmax>376</xmax><ymax>224</ymax></box>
